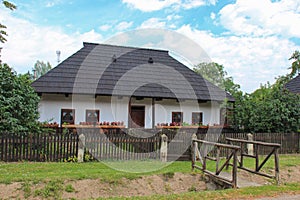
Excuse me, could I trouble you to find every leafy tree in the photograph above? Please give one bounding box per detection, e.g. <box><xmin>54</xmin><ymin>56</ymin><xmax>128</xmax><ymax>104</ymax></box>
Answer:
<box><xmin>194</xmin><ymin>62</ymin><xmax>243</xmax><ymax>126</ymax></box>
<box><xmin>288</xmin><ymin>50</ymin><xmax>300</xmax><ymax>78</ymax></box>
<box><xmin>238</xmin><ymin>82</ymin><xmax>300</xmax><ymax>133</ymax></box>
<box><xmin>0</xmin><ymin>1</ymin><xmax>16</xmax><ymax>43</ymax></box>
<box><xmin>0</xmin><ymin>63</ymin><xmax>40</xmax><ymax>133</ymax></box>
<box><xmin>193</xmin><ymin>62</ymin><xmax>242</xmax><ymax>97</ymax></box>
<box><xmin>194</xmin><ymin>61</ymin><xmax>300</xmax><ymax>133</ymax></box>
<box><xmin>32</xmin><ymin>60</ymin><xmax>52</xmax><ymax>79</ymax></box>
<box><xmin>194</xmin><ymin>62</ymin><xmax>227</xmax><ymax>89</ymax></box>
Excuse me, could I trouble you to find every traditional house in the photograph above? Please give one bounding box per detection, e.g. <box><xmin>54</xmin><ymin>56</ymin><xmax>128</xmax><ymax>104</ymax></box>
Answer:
<box><xmin>285</xmin><ymin>74</ymin><xmax>300</xmax><ymax>94</ymax></box>
<box><xmin>32</xmin><ymin>43</ymin><xmax>234</xmax><ymax>128</ymax></box>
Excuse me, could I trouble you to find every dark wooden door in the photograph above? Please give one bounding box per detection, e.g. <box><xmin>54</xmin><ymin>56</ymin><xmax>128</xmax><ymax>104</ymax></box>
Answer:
<box><xmin>130</xmin><ymin>106</ymin><xmax>145</xmax><ymax>128</ymax></box>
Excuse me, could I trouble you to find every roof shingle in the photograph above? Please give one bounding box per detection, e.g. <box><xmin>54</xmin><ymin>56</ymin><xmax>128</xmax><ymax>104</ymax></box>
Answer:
<box><xmin>285</xmin><ymin>74</ymin><xmax>300</xmax><ymax>94</ymax></box>
<box><xmin>32</xmin><ymin>42</ymin><xmax>234</xmax><ymax>102</ymax></box>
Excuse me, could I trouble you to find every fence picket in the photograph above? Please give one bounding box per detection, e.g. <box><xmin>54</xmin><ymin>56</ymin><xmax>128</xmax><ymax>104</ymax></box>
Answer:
<box><xmin>0</xmin><ymin>129</ymin><xmax>299</xmax><ymax>162</ymax></box>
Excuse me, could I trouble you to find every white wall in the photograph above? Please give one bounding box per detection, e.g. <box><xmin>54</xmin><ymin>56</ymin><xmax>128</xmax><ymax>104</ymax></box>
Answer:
<box><xmin>39</xmin><ymin>94</ymin><xmax>129</xmax><ymax>126</ymax></box>
<box><xmin>154</xmin><ymin>99</ymin><xmax>220</xmax><ymax>126</ymax></box>
<box><xmin>39</xmin><ymin>94</ymin><xmax>221</xmax><ymax>128</ymax></box>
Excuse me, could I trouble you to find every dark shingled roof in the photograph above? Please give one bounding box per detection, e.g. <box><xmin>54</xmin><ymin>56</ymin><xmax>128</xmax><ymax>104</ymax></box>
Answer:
<box><xmin>32</xmin><ymin>42</ymin><xmax>234</xmax><ymax>102</ymax></box>
<box><xmin>285</xmin><ymin>74</ymin><xmax>300</xmax><ymax>94</ymax></box>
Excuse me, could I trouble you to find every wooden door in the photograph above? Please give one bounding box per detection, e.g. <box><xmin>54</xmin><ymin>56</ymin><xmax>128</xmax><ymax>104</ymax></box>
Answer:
<box><xmin>130</xmin><ymin>106</ymin><xmax>145</xmax><ymax>128</ymax></box>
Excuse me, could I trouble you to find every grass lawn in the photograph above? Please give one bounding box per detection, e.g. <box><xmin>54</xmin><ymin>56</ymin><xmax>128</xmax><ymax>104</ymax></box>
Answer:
<box><xmin>0</xmin><ymin>154</ymin><xmax>299</xmax><ymax>199</ymax></box>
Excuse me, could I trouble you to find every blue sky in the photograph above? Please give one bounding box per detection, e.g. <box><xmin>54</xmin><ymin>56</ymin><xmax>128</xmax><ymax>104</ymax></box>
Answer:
<box><xmin>1</xmin><ymin>0</ymin><xmax>300</xmax><ymax>93</ymax></box>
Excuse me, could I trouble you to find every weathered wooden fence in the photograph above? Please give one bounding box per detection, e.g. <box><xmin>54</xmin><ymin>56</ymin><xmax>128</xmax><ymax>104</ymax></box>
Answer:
<box><xmin>0</xmin><ymin>128</ymin><xmax>299</xmax><ymax>162</ymax></box>
<box><xmin>0</xmin><ymin>132</ymin><xmax>78</xmax><ymax>162</ymax></box>
<box><xmin>80</xmin><ymin>128</ymin><xmax>160</xmax><ymax>160</ymax></box>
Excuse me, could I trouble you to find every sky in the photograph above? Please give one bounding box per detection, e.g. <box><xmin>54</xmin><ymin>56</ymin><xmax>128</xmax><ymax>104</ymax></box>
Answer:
<box><xmin>0</xmin><ymin>0</ymin><xmax>300</xmax><ymax>93</ymax></box>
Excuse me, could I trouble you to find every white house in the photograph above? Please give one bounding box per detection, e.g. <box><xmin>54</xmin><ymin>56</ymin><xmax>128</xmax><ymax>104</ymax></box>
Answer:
<box><xmin>32</xmin><ymin>43</ymin><xmax>234</xmax><ymax>128</ymax></box>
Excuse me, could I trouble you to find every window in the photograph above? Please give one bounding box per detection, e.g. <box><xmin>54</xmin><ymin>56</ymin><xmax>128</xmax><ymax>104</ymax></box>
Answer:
<box><xmin>172</xmin><ymin>112</ymin><xmax>183</xmax><ymax>124</ymax></box>
<box><xmin>61</xmin><ymin>109</ymin><xmax>75</xmax><ymax>125</ymax></box>
<box><xmin>86</xmin><ymin>109</ymin><xmax>100</xmax><ymax>122</ymax></box>
<box><xmin>192</xmin><ymin>112</ymin><xmax>203</xmax><ymax>125</ymax></box>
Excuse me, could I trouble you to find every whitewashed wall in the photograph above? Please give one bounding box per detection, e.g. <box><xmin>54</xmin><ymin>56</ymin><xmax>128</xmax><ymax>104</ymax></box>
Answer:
<box><xmin>39</xmin><ymin>94</ymin><xmax>129</xmax><ymax>126</ymax></box>
<box><xmin>154</xmin><ymin>99</ymin><xmax>220</xmax><ymax>126</ymax></box>
<box><xmin>39</xmin><ymin>94</ymin><xmax>221</xmax><ymax>128</ymax></box>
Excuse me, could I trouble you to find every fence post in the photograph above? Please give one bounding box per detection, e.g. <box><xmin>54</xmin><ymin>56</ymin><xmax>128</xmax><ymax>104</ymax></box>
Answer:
<box><xmin>160</xmin><ymin>134</ymin><xmax>168</xmax><ymax>162</ymax></box>
<box><xmin>191</xmin><ymin>133</ymin><xmax>197</xmax><ymax>171</ymax></box>
<box><xmin>78</xmin><ymin>134</ymin><xmax>85</xmax><ymax>162</ymax></box>
<box><xmin>247</xmin><ymin>133</ymin><xmax>254</xmax><ymax>156</ymax></box>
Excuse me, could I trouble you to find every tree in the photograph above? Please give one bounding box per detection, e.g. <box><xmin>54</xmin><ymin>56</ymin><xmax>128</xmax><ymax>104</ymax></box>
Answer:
<box><xmin>238</xmin><ymin>83</ymin><xmax>300</xmax><ymax>133</ymax></box>
<box><xmin>0</xmin><ymin>63</ymin><xmax>40</xmax><ymax>133</ymax></box>
<box><xmin>32</xmin><ymin>60</ymin><xmax>52</xmax><ymax>79</ymax></box>
<box><xmin>193</xmin><ymin>62</ymin><xmax>242</xmax><ymax>97</ymax></box>
<box><xmin>194</xmin><ymin>62</ymin><xmax>243</xmax><ymax>126</ymax></box>
<box><xmin>194</xmin><ymin>61</ymin><xmax>300</xmax><ymax>133</ymax></box>
<box><xmin>193</xmin><ymin>62</ymin><xmax>227</xmax><ymax>89</ymax></box>
<box><xmin>0</xmin><ymin>1</ymin><xmax>16</xmax><ymax>43</ymax></box>
<box><xmin>288</xmin><ymin>50</ymin><xmax>300</xmax><ymax>78</ymax></box>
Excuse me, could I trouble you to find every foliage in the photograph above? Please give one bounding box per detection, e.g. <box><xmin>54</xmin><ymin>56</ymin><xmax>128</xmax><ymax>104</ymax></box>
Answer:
<box><xmin>0</xmin><ymin>63</ymin><xmax>40</xmax><ymax>133</ymax></box>
<box><xmin>194</xmin><ymin>62</ymin><xmax>227</xmax><ymax>89</ymax></box>
<box><xmin>236</xmin><ymin>80</ymin><xmax>300</xmax><ymax>133</ymax></box>
<box><xmin>193</xmin><ymin>60</ymin><xmax>300</xmax><ymax>133</ymax></box>
<box><xmin>194</xmin><ymin>62</ymin><xmax>243</xmax><ymax>126</ymax></box>
<box><xmin>65</xmin><ymin>156</ymin><xmax>78</xmax><ymax>163</ymax></box>
<box><xmin>288</xmin><ymin>50</ymin><xmax>300</xmax><ymax>78</ymax></box>
<box><xmin>0</xmin><ymin>1</ymin><xmax>16</xmax><ymax>43</ymax></box>
<box><xmin>65</xmin><ymin>184</ymin><xmax>75</xmax><ymax>193</ymax></box>
<box><xmin>34</xmin><ymin>180</ymin><xmax>63</xmax><ymax>199</ymax></box>
<box><xmin>32</xmin><ymin>60</ymin><xmax>52</xmax><ymax>79</ymax></box>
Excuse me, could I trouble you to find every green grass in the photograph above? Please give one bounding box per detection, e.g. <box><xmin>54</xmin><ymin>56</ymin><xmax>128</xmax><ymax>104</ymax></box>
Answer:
<box><xmin>0</xmin><ymin>161</ymin><xmax>193</xmax><ymax>184</ymax></box>
<box><xmin>0</xmin><ymin>154</ymin><xmax>300</xmax><ymax>199</ymax></box>
<box><xmin>0</xmin><ymin>154</ymin><xmax>299</xmax><ymax>184</ymax></box>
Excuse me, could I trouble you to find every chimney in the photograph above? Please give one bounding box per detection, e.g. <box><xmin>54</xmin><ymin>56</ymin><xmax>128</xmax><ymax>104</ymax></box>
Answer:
<box><xmin>56</xmin><ymin>50</ymin><xmax>61</xmax><ymax>64</ymax></box>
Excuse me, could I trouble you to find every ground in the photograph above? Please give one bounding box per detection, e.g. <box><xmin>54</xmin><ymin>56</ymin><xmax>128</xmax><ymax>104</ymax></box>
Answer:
<box><xmin>0</xmin><ymin>165</ymin><xmax>299</xmax><ymax>199</ymax></box>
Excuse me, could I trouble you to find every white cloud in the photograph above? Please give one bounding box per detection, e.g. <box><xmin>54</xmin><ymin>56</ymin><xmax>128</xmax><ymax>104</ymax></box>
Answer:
<box><xmin>181</xmin><ymin>0</ymin><xmax>216</xmax><ymax>9</ymax></box>
<box><xmin>176</xmin><ymin>24</ymin><xmax>299</xmax><ymax>92</ymax></box>
<box><xmin>99</xmin><ymin>24</ymin><xmax>112</xmax><ymax>31</ymax></box>
<box><xmin>210</xmin><ymin>12</ymin><xmax>216</xmax><ymax>20</ymax></box>
<box><xmin>166</xmin><ymin>14</ymin><xmax>182</xmax><ymax>21</ymax></box>
<box><xmin>0</xmin><ymin>9</ymin><xmax>103</xmax><ymax>73</ymax></box>
<box><xmin>140</xmin><ymin>18</ymin><xmax>166</xmax><ymax>29</ymax></box>
<box><xmin>122</xmin><ymin>0</ymin><xmax>179</xmax><ymax>12</ymax></box>
<box><xmin>218</xmin><ymin>0</ymin><xmax>300</xmax><ymax>38</ymax></box>
<box><xmin>122</xmin><ymin>0</ymin><xmax>216</xmax><ymax>12</ymax></box>
<box><xmin>116</xmin><ymin>21</ymin><xmax>133</xmax><ymax>31</ymax></box>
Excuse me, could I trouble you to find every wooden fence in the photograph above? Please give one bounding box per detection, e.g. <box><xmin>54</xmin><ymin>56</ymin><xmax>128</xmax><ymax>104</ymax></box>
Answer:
<box><xmin>0</xmin><ymin>128</ymin><xmax>299</xmax><ymax>162</ymax></box>
<box><xmin>0</xmin><ymin>132</ymin><xmax>78</xmax><ymax>162</ymax></box>
<box><xmin>81</xmin><ymin>128</ymin><xmax>160</xmax><ymax>160</ymax></box>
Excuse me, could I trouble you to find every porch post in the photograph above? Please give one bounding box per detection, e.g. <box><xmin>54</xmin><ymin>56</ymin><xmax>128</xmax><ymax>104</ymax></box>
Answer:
<box><xmin>152</xmin><ymin>98</ymin><xmax>155</xmax><ymax>128</ymax></box>
<box><xmin>128</xmin><ymin>97</ymin><xmax>132</xmax><ymax>128</ymax></box>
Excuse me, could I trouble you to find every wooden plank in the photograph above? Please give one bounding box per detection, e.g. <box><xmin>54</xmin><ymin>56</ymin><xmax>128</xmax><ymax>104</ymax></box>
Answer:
<box><xmin>226</xmin><ymin>137</ymin><xmax>281</xmax><ymax>147</ymax></box>
<box><xmin>238</xmin><ymin>166</ymin><xmax>274</xmax><ymax>179</ymax></box>
<box><xmin>193</xmin><ymin>139</ymin><xmax>240</xmax><ymax>150</ymax></box>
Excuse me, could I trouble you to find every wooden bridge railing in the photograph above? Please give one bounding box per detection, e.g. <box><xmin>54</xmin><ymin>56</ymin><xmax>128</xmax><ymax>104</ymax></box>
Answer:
<box><xmin>226</xmin><ymin>137</ymin><xmax>281</xmax><ymax>184</ymax></box>
<box><xmin>191</xmin><ymin>135</ymin><xmax>240</xmax><ymax>188</ymax></box>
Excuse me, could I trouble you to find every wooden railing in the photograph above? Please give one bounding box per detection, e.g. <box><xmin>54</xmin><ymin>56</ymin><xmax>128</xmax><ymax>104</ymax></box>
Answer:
<box><xmin>191</xmin><ymin>136</ymin><xmax>240</xmax><ymax>188</ymax></box>
<box><xmin>226</xmin><ymin>137</ymin><xmax>281</xmax><ymax>183</ymax></box>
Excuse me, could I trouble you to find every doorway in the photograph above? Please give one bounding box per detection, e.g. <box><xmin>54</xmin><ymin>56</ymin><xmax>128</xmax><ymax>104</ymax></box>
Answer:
<box><xmin>130</xmin><ymin>106</ymin><xmax>145</xmax><ymax>128</ymax></box>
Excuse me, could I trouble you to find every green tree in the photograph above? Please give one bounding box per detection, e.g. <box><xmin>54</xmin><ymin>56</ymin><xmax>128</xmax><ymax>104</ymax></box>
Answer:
<box><xmin>194</xmin><ymin>62</ymin><xmax>243</xmax><ymax>126</ymax></box>
<box><xmin>32</xmin><ymin>60</ymin><xmax>52</xmax><ymax>79</ymax></box>
<box><xmin>0</xmin><ymin>1</ymin><xmax>16</xmax><ymax>43</ymax></box>
<box><xmin>289</xmin><ymin>50</ymin><xmax>300</xmax><ymax>78</ymax></box>
<box><xmin>193</xmin><ymin>62</ymin><xmax>242</xmax><ymax>97</ymax></box>
<box><xmin>193</xmin><ymin>62</ymin><xmax>227</xmax><ymax>89</ymax></box>
<box><xmin>236</xmin><ymin>77</ymin><xmax>300</xmax><ymax>133</ymax></box>
<box><xmin>0</xmin><ymin>63</ymin><xmax>40</xmax><ymax>133</ymax></box>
